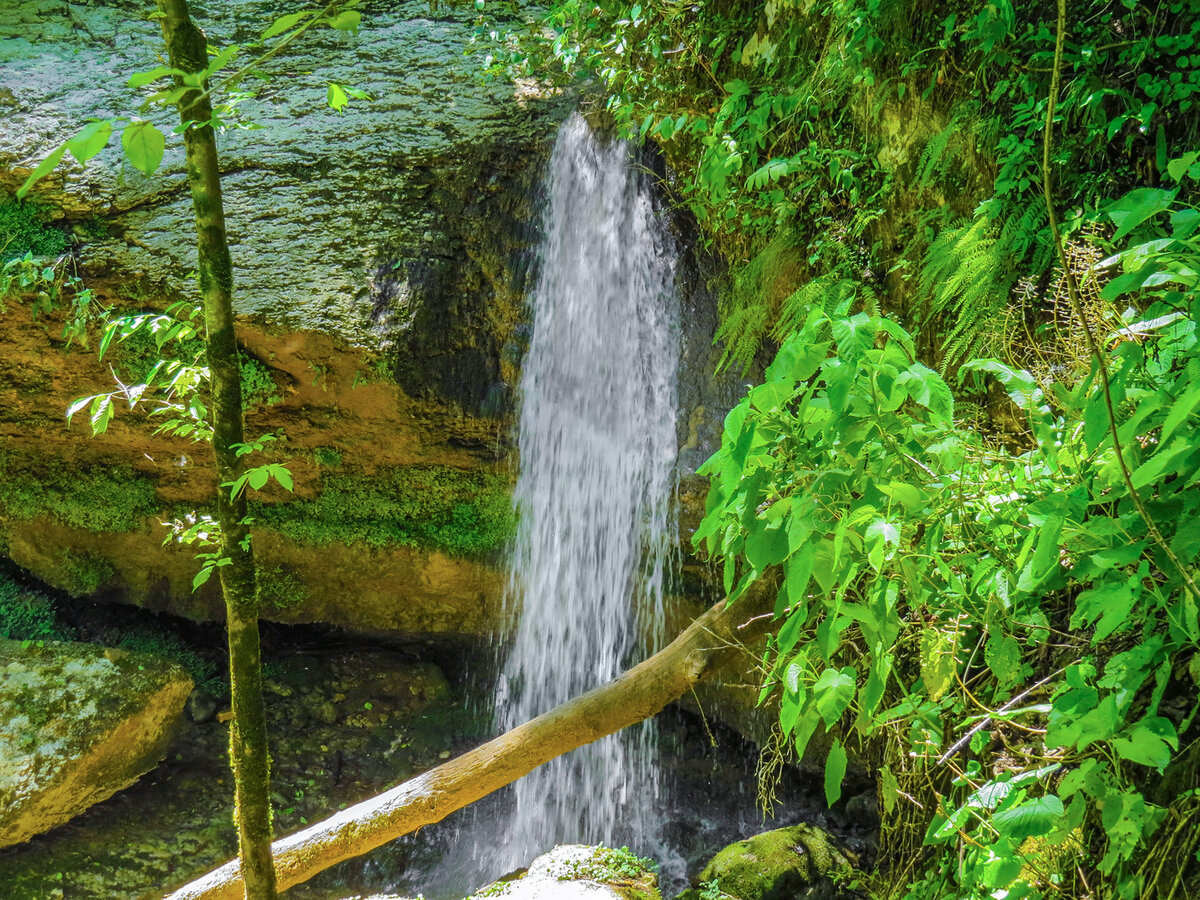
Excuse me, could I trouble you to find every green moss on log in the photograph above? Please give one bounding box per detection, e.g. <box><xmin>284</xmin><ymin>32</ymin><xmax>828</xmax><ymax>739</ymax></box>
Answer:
<box><xmin>253</xmin><ymin>465</ymin><xmax>513</xmax><ymax>556</ymax></box>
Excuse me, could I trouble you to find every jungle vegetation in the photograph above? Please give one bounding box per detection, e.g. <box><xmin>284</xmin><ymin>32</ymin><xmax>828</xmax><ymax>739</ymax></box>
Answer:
<box><xmin>6</xmin><ymin>1</ymin><xmax>1200</xmax><ymax>899</ymax></box>
<box><xmin>467</xmin><ymin>1</ymin><xmax>1200</xmax><ymax>898</ymax></box>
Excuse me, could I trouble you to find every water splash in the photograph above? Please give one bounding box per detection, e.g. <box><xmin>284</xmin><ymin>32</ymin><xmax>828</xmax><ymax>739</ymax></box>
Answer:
<box><xmin>488</xmin><ymin>112</ymin><xmax>681</xmax><ymax>870</ymax></box>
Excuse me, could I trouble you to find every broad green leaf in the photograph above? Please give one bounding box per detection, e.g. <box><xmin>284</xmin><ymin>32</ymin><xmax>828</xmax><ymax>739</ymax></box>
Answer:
<box><xmin>193</xmin><ymin>565</ymin><xmax>214</xmax><ymax>591</ymax></box>
<box><xmin>1106</xmin><ymin>187</ymin><xmax>1175</xmax><ymax>240</ymax></box>
<box><xmin>327</xmin><ymin>82</ymin><xmax>349</xmax><ymax>112</ymax></box>
<box><xmin>920</xmin><ymin>626</ymin><xmax>956</xmax><ymax>702</ymax></box>
<box><xmin>1072</xmin><ymin>577</ymin><xmax>1137</xmax><ymax>643</ymax></box>
<box><xmin>879</xmin><ymin>765</ymin><xmax>898</xmax><ymax>815</ymax></box>
<box><xmin>121</xmin><ymin>121</ymin><xmax>165</xmax><ymax>176</ymax></box>
<box><xmin>263</xmin><ymin>9</ymin><xmax>314</xmax><ymax>40</ymax></box>
<box><xmin>824</xmin><ymin>737</ymin><xmax>848</xmax><ymax>806</ymax></box>
<box><xmin>67</xmin><ymin>121</ymin><xmax>114</xmax><ymax>163</ymax></box>
<box><xmin>991</xmin><ymin>795</ymin><xmax>1064</xmax><ymax>840</ymax></box>
<box><xmin>745</xmin><ymin>520</ymin><xmax>789</xmax><ymax>570</ymax></box>
<box><xmin>329</xmin><ymin>10</ymin><xmax>361</xmax><ymax>31</ymax></box>
<box><xmin>813</xmin><ymin>666</ymin><xmax>856</xmax><ymax>726</ymax></box>
<box><xmin>1113</xmin><ymin>718</ymin><xmax>1176</xmax><ymax>770</ymax></box>
<box><xmin>985</xmin><ymin>633</ymin><xmax>1023</xmax><ymax>687</ymax></box>
<box><xmin>128</xmin><ymin>66</ymin><xmax>177</xmax><ymax>88</ymax></box>
<box><xmin>247</xmin><ymin>467</ymin><xmax>270</xmax><ymax>491</ymax></box>
<box><xmin>17</xmin><ymin>145</ymin><xmax>67</xmax><ymax>199</ymax></box>
<box><xmin>271</xmin><ymin>464</ymin><xmax>294</xmax><ymax>492</ymax></box>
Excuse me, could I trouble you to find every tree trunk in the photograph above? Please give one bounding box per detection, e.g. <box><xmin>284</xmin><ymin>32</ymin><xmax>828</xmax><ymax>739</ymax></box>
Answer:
<box><xmin>164</xmin><ymin>587</ymin><xmax>775</xmax><ymax>900</ymax></box>
<box><xmin>156</xmin><ymin>3</ymin><xmax>277</xmax><ymax>898</ymax></box>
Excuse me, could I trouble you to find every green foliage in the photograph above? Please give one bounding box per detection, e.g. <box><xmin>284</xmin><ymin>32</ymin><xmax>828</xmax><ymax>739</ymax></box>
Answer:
<box><xmin>0</xmin><ymin>573</ymin><xmax>70</xmax><ymax>642</ymax></box>
<box><xmin>254</xmin><ymin>466</ymin><xmax>514</xmax><ymax>556</ymax></box>
<box><xmin>554</xmin><ymin>846</ymin><xmax>658</xmax><ymax>883</ymax></box>
<box><xmin>916</xmin><ymin>217</ymin><xmax>1014</xmax><ymax>370</ymax></box>
<box><xmin>56</xmin><ymin>551</ymin><xmax>115</xmax><ymax>596</ymax></box>
<box><xmin>695</xmin><ymin>163</ymin><xmax>1200</xmax><ymax>899</ymax></box>
<box><xmin>0</xmin><ymin>199</ymin><xmax>68</xmax><ymax>262</ymax></box>
<box><xmin>116</xmin><ymin>626</ymin><xmax>227</xmax><ymax>700</ymax></box>
<box><xmin>0</xmin><ymin>452</ymin><xmax>158</xmax><ymax>533</ymax></box>
<box><xmin>480</xmin><ymin>0</ymin><xmax>1200</xmax><ymax>375</ymax></box>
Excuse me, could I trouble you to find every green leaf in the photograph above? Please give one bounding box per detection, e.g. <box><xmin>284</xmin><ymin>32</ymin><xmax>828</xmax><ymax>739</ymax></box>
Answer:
<box><xmin>985</xmin><ymin>633</ymin><xmax>1023</xmax><ymax>688</ymax></box>
<box><xmin>920</xmin><ymin>626</ymin><xmax>956</xmax><ymax>701</ymax></box>
<box><xmin>17</xmin><ymin>145</ymin><xmax>67</xmax><ymax>199</ymax></box>
<box><xmin>745</xmin><ymin>520</ymin><xmax>789</xmax><ymax>570</ymax></box>
<box><xmin>263</xmin><ymin>10</ymin><xmax>314</xmax><ymax>40</ymax></box>
<box><xmin>128</xmin><ymin>66</ymin><xmax>177</xmax><ymax>88</ymax></box>
<box><xmin>329</xmin><ymin>10</ymin><xmax>361</xmax><ymax>31</ymax></box>
<box><xmin>991</xmin><ymin>795</ymin><xmax>1064</xmax><ymax>840</ymax></box>
<box><xmin>813</xmin><ymin>667</ymin><xmax>856</xmax><ymax>726</ymax></box>
<box><xmin>67</xmin><ymin>121</ymin><xmax>114</xmax><ymax>164</ymax></box>
<box><xmin>121</xmin><ymin>121</ymin><xmax>165</xmax><ymax>176</ymax></box>
<box><xmin>271</xmin><ymin>465</ymin><xmax>294</xmax><ymax>492</ymax></box>
<box><xmin>247</xmin><ymin>467</ymin><xmax>270</xmax><ymax>491</ymax></box>
<box><xmin>1072</xmin><ymin>578</ymin><xmax>1138</xmax><ymax>643</ymax></box>
<box><xmin>879</xmin><ymin>765</ymin><xmax>899</xmax><ymax>815</ymax></box>
<box><xmin>327</xmin><ymin>83</ymin><xmax>349</xmax><ymax>112</ymax></box>
<box><xmin>1113</xmin><ymin>718</ymin><xmax>1176</xmax><ymax>770</ymax></box>
<box><xmin>1107</xmin><ymin>187</ymin><xmax>1175</xmax><ymax>240</ymax></box>
<box><xmin>193</xmin><ymin>565</ymin><xmax>214</xmax><ymax>591</ymax></box>
<box><xmin>824</xmin><ymin>738</ymin><xmax>848</xmax><ymax>806</ymax></box>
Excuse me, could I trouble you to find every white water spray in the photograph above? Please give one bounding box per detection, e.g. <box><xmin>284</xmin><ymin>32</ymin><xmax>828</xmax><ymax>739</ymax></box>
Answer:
<box><xmin>489</xmin><ymin>112</ymin><xmax>681</xmax><ymax>869</ymax></box>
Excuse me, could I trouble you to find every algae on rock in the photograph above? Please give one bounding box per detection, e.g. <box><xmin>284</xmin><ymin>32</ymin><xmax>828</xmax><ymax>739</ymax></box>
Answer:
<box><xmin>0</xmin><ymin>639</ymin><xmax>192</xmax><ymax>848</ymax></box>
<box><xmin>677</xmin><ymin>825</ymin><xmax>853</xmax><ymax>900</ymax></box>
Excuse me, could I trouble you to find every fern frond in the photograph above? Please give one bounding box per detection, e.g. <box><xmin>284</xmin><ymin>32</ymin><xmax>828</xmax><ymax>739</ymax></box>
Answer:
<box><xmin>918</xmin><ymin>217</ymin><xmax>1014</xmax><ymax>371</ymax></box>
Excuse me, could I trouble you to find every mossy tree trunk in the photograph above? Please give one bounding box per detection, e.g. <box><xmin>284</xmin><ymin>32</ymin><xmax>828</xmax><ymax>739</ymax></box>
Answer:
<box><xmin>164</xmin><ymin>585</ymin><xmax>776</xmax><ymax>900</ymax></box>
<box><xmin>156</xmin><ymin>2</ymin><xmax>277</xmax><ymax>898</ymax></box>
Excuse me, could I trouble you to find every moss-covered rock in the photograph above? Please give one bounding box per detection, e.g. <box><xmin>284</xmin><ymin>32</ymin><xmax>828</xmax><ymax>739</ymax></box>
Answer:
<box><xmin>0</xmin><ymin>639</ymin><xmax>191</xmax><ymax>848</ymax></box>
<box><xmin>470</xmin><ymin>845</ymin><xmax>661</xmax><ymax>900</ymax></box>
<box><xmin>677</xmin><ymin>825</ymin><xmax>852</xmax><ymax>900</ymax></box>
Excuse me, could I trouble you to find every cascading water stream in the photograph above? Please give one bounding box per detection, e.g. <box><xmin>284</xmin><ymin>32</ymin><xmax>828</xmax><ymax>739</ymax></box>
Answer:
<box><xmin>486</xmin><ymin>112</ymin><xmax>681</xmax><ymax>872</ymax></box>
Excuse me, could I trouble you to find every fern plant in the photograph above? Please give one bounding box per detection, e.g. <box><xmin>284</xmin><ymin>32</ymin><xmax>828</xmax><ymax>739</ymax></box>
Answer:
<box><xmin>917</xmin><ymin>216</ymin><xmax>1014</xmax><ymax>370</ymax></box>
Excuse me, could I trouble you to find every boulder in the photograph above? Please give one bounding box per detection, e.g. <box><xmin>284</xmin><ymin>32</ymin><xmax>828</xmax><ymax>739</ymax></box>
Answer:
<box><xmin>677</xmin><ymin>825</ymin><xmax>853</xmax><ymax>900</ymax></box>
<box><xmin>469</xmin><ymin>845</ymin><xmax>661</xmax><ymax>900</ymax></box>
<box><xmin>0</xmin><ymin>639</ymin><xmax>192</xmax><ymax>848</ymax></box>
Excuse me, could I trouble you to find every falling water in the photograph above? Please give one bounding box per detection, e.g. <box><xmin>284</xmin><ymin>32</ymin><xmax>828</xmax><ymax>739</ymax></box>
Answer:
<box><xmin>489</xmin><ymin>113</ymin><xmax>681</xmax><ymax>871</ymax></box>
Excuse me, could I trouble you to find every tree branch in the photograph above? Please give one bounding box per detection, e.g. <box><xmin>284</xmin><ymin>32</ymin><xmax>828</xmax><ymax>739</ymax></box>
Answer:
<box><xmin>164</xmin><ymin>586</ymin><xmax>776</xmax><ymax>900</ymax></box>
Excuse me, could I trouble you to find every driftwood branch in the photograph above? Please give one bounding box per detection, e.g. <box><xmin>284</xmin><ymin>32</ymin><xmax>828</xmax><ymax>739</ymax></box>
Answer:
<box><xmin>165</xmin><ymin>588</ymin><xmax>775</xmax><ymax>900</ymax></box>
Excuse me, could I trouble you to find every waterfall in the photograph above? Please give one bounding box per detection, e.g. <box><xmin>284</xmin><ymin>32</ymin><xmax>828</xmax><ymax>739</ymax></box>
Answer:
<box><xmin>489</xmin><ymin>112</ymin><xmax>681</xmax><ymax>870</ymax></box>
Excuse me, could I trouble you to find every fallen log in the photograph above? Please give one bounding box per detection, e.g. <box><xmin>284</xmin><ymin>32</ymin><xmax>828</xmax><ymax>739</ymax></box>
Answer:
<box><xmin>165</xmin><ymin>588</ymin><xmax>775</xmax><ymax>900</ymax></box>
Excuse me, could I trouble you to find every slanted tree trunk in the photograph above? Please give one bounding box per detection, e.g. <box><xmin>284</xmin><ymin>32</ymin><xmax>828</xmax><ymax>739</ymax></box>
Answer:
<box><xmin>156</xmin><ymin>2</ymin><xmax>277</xmax><ymax>898</ymax></box>
<box><xmin>164</xmin><ymin>587</ymin><xmax>775</xmax><ymax>900</ymax></box>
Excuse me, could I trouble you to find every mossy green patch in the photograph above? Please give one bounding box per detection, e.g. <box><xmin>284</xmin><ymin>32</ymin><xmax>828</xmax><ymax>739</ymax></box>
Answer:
<box><xmin>56</xmin><ymin>551</ymin><xmax>115</xmax><ymax>596</ymax></box>
<box><xmin>0</xmin><ymin>199</ymin><xmax>68</xmax><ymax>263</ymax></box>
<box><xmin>114</xmin><ymin>627</ymin><xmax>226</xmax><ymax>700</ymax></box>
<box><xmin>0</xmin><ymin>572</ymin><xmax>71</xmax><ymax>642</ymax></box>
<box><xmin>677</xmin><ymin>825</ymin><xmax>848</xmax><ymax>900</ymax></box>
<box><xmin>0</xmin><ymin>453</ymin><xmax>158</xmax><ymax>533</ymax></box>
<box><xmin>253</xmin><ymin>464</ymin><xmax>514</xmax><ymax>556</ymax></box>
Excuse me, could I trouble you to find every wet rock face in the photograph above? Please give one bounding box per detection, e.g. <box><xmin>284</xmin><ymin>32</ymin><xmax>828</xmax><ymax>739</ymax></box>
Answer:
<box><xmin>0</xmin><ymin>0</ymin><xmax>569</xmax><ymax>405</ymax></box>
<box><xmin>0</xmin><ymin>647</ymin><xmax>478</xmax><ymax>899</ymax></box>
<box><xmin>0</xmin><ymin>0</ymin><xmax>567</xmax><ymax>635</ymax></box>
<box><xmin>0</xmin><ymin>639</ymin><xmax>192</xmax><ymax>849</ymax></box>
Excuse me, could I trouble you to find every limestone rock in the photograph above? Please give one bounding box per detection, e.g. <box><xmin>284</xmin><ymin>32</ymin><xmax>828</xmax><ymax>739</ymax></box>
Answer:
<box><xmin>470</xmin><ymin>845</ymin><xmax>661</xmax><ymax>900</ymax></box>
<box><xmin>677</xmin><ymin>825</ymin><xmax>853</xmax><ymax>900</ymax></box>
<box><xmin>0</xmin><ymin>639</ymin><xmax>192</xmax><ymax>848</ymax></box>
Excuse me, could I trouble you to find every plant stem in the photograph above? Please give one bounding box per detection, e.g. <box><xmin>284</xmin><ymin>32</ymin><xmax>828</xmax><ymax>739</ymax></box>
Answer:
<box><xmin>157</xmin><ymin>2</ymin><xmax>278</xmax><ymax>897</ymax></box>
